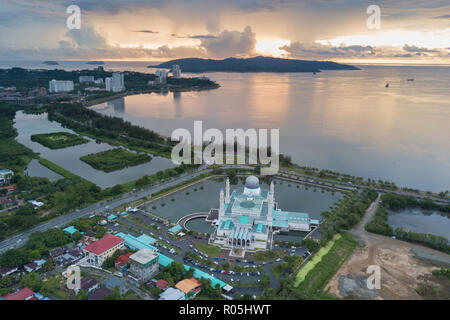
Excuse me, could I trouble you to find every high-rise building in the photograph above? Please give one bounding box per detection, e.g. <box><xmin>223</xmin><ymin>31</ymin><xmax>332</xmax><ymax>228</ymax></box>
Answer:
<box><xmin>154</xmin><ymin>69</ymin><xmax>168</xmax><ymax>84</ymax></box>
<box><xmin>79</xmin><ymin>76</ymin><xmax>95</xmax><ymax>83</ymax></box>
<box><xmin>105</xmin><ymin>72</ymin><xmax>125</xmax><ymax>92</ymax></box>
<box><xmin>49</xmin><ymin>80</ymin><xmax>74</xmax><ymax>93</ymax></box>
<box><xmin>172</xmin><ymin>65</ymin><xmax>181</xmax><ymax>78</ymax></box>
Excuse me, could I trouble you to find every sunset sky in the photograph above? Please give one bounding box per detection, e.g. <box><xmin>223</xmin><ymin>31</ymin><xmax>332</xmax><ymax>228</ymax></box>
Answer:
<box><xmin>1</xmin><ymin>0</ymin><xmax>449</xmax><ymax>64</ymax></box>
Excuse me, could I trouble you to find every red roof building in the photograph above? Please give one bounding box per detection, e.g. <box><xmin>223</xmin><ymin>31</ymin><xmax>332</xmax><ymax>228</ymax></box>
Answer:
<box><xmin>84</xmin><ymin>234</ymin><xmax>125</xmax><ymax>255</ymax></box>
<box><xmin>83</xmin><ymin>234</ymin><xmax>125</xmax><ymax>267</ymax></box>
<box><xmin>3</xmin><ymin>288</ymin><xmax>34</xmax><ymax>300</ymax></box>
<box><xmin>115</xmin><ymin>252</ymin><xmax>133</xmax><ymax>269</ymax></box>
<box><xmin>156</xmin><ymin>279</ymin><xmax>168</xmax><ymax>289</ymax></box>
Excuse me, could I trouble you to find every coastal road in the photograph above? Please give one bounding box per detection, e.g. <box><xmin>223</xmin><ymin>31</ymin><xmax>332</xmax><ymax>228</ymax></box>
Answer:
<box><xmin>0</xmin><ymin>165</ymin><xmax>210</xmax><ymax>253</ymax></box>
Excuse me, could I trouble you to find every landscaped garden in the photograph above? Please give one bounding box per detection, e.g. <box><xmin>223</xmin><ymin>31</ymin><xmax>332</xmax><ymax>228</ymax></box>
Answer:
<box><xmin>80</xmin><ymin>148</ymin><xmax>152</xmax><ymax>172</ymax></box>
<box><xmin>31</xmin><ymin>132</ymin><xmax>89</xmax><ymax>149</ymax></box>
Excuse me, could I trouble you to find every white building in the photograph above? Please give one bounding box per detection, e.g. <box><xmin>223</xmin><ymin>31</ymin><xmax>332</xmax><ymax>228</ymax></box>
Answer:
<box><xmin>105</xmin><ymin>72</ymin><xmax>125</xmax><ymax>92</ymax></box>
<box><xmin>79</xmin><ymin>76</ymin><xmax>95</xmax><ymax>83</ymax></box>
<box><xmin>128</xmin><ymin>248</ymin><xmax>159</xmax><ymax>282</ymax></box>
<box><xmin>154</xmin><ymin>69</ymin><xmax>168</xmax><ymax>84</ymax></box>
<box><xmin>172</xmin><ymin>65</ymin><xmax>181</xmax><ymax>78</ymax></box>
<box><xmin>49</xmin><ymin>80</ymin><xmax>74</xmax><ymax>93</ymax></box>
<box><xmin>211</xmin><ymin>176</ymin><xmax>318</xmax><ymax>254</ymax></box>
<box><xmin>83</xmin><ymin>234</ymin><xmax>125</xmax><ymax>267</ymax></box>
<box><xmin>0</xmin><ymin>169</ymin><xmax>13</xmax><ymax>185</ymax></box>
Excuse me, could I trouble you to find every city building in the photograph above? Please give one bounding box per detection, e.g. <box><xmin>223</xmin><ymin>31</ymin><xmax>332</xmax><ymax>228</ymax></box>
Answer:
<box><xmin>159</xmin><ymin>287</ymin><xmax>186</xmax><ymax>300</ymax></box>
<box><xmin>105</xmin><ymin>72</ymin><xmax>125</xmax><ymax>92</ymax></box>
<box><xmin>83</xmin><ymin>234</ymin><xmax>125</xmax><ymax>267</ymax></box>
<box><xmin>211</xmin><ymin>176</ymin><xmax>318</xmax><ymax>254</ymax></box>
<box><xmin>2</xmin><ymin>288</ymin><xmax>35</xmax><ymax>300</ymax></box>
<box><xmin>128</xmin><ymin>248</ymin><xmax>159</xmax><ymax>282</ymax></box>
<box><xmin>79</xmin><ymin>75</ymin><xmax>95</xmax><ymax>83</ymax></box>
<box><xmin>115</xmin><ymin>252</ymin><xmax>133</xmax><ymax>270</ymax></box>
<box><xmin>172</xmin><ymin>65</ymin><xmax>181</xmax><ymax>78</ymax></box>
<box><xmin>154</xmin><ymin>69</ymin><xmax>168</xmax><ymax>84</ymax></box>
<box><xmin>49</xmin><ymin>80</ymin><xmax>74</xmax><ymax>93</ymax></box>
<box><xmin>0</xmin><ymin>267</ymin><xmax>18</xmax><ymax>277</ymax></box>
<box><xmin>175</xmin><ymin>278</ymin><xmax>202</xmax><ymax>299</ymax></box>
<box><xmin>0</xmin><ymin>169</ymin><xmax>14</xmax><ymax>185</ymax></box>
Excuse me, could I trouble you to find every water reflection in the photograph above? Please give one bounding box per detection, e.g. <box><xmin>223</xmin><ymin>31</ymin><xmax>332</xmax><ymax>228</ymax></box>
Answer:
<box><xmin>14</xmin><ymin>111</ymin><xmax>176</xmax><ymax>189</ymax></box>
<box><xmin>91</xmin><ymin>66</ymin><xmax>450</xmax><ymax>191</ymax></box>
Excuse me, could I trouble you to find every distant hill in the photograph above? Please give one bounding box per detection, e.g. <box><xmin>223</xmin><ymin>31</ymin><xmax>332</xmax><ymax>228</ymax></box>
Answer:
<box><xmin>149</xmin><ymin>56</ymin><xmax>359</xmax><ymax>73</ymax></box>
<box><xmin>42</xmin><ymin>61</ymin><xmax>59</xmax><ymax>65</ymax></box>
<box><xmin>86</xmin><ymin>61</ymin><xmax>105</xmax><ymax>65</ymax></box>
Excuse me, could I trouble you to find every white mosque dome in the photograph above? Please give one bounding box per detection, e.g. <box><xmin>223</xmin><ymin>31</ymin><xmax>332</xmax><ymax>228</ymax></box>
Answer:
<box><xmin>245</xmin><ymin>176</ymin><xmax>260</xmax><ymax>189</ymax></box>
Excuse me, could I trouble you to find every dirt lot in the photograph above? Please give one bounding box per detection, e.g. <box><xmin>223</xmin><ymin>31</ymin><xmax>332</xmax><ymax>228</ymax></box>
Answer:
<box><xmin>326</xmin><ymin>195</ymin><xmax>450</xmax><ymax>300</ymax></box>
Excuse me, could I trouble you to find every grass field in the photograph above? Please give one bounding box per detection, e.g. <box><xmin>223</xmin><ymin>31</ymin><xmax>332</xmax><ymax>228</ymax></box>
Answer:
<box><xmin>80</xmin><ymin>148</ymin><xmax>152</xmax><ymax>172</ymax></box>
<box><xmin>38</xmin><ymin>157</ymin><xmax>88</xmax><ymax>183</ymax></box>
<box><xmin>31</xmin><ymin>132</ymin><xmax>89</xmax><ymax>149</ymax></box>
<box><xmin>294</xmin><ymin>232</ymin><xmax>358</xmax><ymax>299</ymax></box>
<box><xmin>194</xmin><ymin>243</ymin><xmax>221</xmax><ymax>256</ymax></box>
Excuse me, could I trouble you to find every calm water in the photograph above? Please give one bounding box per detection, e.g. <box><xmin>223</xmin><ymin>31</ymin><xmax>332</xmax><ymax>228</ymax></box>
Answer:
<box><xmin>146</xmin><ymin>177</ymin><xmax>342</xmax><ymax>237</ymax></box>
<box><xmin>13</xmin><ymin>111</ymin><xmax>176</xmax><ymax>189</ymax></box>
<box><xmin>388</xmin><ymin>208</ymin><xmax>450</xmax><ymax>240</ymax></box>
<box><xmin>3</xmin><ymin>61</ymin><xmax>449</xmax><ymax>192</ymax></box>
<box><xmin>87</xmin><ymin>65</ymin><xmax>450</xmax><ymax>192</ymax></box>
<box><xmin>24</xmin><ymin>159</ymin><xmax>63</xmax><ymax>181</ymax></box>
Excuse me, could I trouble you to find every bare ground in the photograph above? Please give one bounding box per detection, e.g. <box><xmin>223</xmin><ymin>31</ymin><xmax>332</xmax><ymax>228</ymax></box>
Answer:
<box><xmin>326</xmin><ymin>194</ymin><xmax>450</xmax><ymax>300</ymax></box>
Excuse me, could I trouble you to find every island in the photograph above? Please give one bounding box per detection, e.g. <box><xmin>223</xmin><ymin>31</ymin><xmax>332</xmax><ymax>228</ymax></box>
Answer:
<box><xmin>80</xmin><ymin>148</ymin><xmax>152</xmax><ymax>172</ymax></box>
<box><xmin>149</xmin><ymin>56</ymin><xmax>359</xmax><ymax>73</ymax></box>
<box><xmin>86</xmin><ymin>61</ymin><xmax>105</xmax><ymax>65</ymax></box>
<box><xmin>31</xmin><ymin>132</ymin><xmax>89</xmax><ymax>149</ymax></box>
<box><xmin>43</xmin><ymin>61</ymin><xmax>59</xmax><ymax>66</ymax></box>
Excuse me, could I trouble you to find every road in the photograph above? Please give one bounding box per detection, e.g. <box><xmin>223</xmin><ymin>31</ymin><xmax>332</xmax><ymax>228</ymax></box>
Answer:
<box><xmin>0</xmin><ymin>165</ymin><xmax>210</xmax><ymax>253</ymax></box>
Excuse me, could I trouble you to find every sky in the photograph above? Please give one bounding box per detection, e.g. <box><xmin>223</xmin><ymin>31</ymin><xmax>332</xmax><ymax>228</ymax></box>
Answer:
<box><xmin>0</xmin><ymin>0</ymin><xmax>449</xmax><ymax>64</ymax></box>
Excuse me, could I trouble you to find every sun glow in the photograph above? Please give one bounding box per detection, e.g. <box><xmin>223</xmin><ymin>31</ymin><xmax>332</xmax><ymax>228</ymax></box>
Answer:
<box><xmin>255</xmin><ymin>38</ymin><xmax>291</xmax><ymax>57</ymax></box>
<box><xmin>316</xmin><ymin>29</ymin><xmax>450</xmax><ymax>49</ymax></box>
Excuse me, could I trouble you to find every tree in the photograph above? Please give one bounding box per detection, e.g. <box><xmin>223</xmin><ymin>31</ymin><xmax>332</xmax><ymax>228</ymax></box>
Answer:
<box><xmin>76</xmin><ymin>289</ymin><xmax>89</xmax><ymax>300</ymax></box>
<box><xmin>20</xmin><ymin>272</ymin><xmax>42</xmax><ymax>292</ymax></box>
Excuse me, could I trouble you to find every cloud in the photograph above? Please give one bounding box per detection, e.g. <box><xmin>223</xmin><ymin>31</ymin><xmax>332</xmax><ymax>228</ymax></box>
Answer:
<box><xmin>200</xmin><ymin>26</ymin><xmax>256</xmax><ymax>57</ymax></box>
<box><xmin>403</xmin><ymin>44</ymin><xmax>439</xmax><ymax>53</ymax></box>
<box><xmin>433</xmin><ymin>14</ymin><xmax>450</xmax><ymax>19</ymax></box>
<box><xmin>133</xmin><ymin>30</ymin><xmax>159</xmax><ymax>34</ymax></box>
<box><xmin>280</xmin><ymin>42</ymin><xmax>376</xmax><ymax>59</ymax></box>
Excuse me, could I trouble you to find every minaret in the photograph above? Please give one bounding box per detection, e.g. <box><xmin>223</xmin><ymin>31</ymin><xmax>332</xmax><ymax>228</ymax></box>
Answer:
<box><xmin>267</xmin><ymin>191</ymin><xmax>273</xmax><ymax>228</ymax></box>
<box><xmin>219</xmin><ymin>188</ymin><xmax>225</xmax><ymax>218</ymax></box>
<box><xmin>225</xmin><ymin>177</ymin><xmax>230</xmax><ymax>204</ymax></box>
<box><xmin>270</xmin><ymin>180</ymin><xmax>274</xmax><ymax>197</ymax></box>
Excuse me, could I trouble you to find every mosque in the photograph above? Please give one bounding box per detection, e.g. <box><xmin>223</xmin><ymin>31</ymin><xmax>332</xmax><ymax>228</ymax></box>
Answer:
<box><xmin>209</xmin><ymin>176</ymin><xmax>319</xmax><ymax>253</ymax></box>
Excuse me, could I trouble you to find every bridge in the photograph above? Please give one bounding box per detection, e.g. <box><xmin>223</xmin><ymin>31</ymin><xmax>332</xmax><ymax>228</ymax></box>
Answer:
<box><xmin>177</xmin><ymin>212</ymin><xmax>209</xmax><ymax>231</ymax></box>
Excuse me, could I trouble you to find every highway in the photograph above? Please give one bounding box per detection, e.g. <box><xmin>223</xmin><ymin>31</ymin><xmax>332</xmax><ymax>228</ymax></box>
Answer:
<box><xmin>0</xmin><ymin>165</ymin><xmax>210</xmax><ymax>253</ymax></box>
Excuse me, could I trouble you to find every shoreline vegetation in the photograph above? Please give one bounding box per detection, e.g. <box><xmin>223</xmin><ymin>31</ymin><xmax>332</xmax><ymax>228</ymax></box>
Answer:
<box><xmin>365</xmin><ymin>193</ymin><xmax>450</xmax><ymax>254</ymax></box>
<box><xmin>31</xmin><ymin>132</ymin><xmax>89</xmax><ymax>150</ymax></box>
<box><xmin>80</xmin><ymin>148</ymin><xmax>152</xmax><ymax>173</ymax></box>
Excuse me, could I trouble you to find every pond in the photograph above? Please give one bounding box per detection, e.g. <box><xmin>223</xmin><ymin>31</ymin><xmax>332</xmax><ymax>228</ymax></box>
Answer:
<box><xmin>24</xmin><ymin>159</ymin><xmax>63</xmax><ymax>181</ymax></box>
<box><xmin>146</xmin><ymin>177</ymin><xmax>343</xmax><ymax>241</ymax></box>
<box><xmin>14</xmin><ymin>111</ymin><xmax>176</xmax><ymax>189</ymax></box>
<box><xmin>387</xmin><ymin>208</ymin><xmax>450</xmax><ymax>240</ymax></box>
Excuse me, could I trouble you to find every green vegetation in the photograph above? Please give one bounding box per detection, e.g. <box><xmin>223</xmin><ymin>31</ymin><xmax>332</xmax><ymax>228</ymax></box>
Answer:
<box><xmin>80</xmin><ymin>148</ymin><xmax>152</xmax><ymax>172</ymax></box>
<box><xmin>295</xmin><ymin>234</ymin><xmax>340</xmax><ymax>286</ymax></box>
<box><xmin>0</xmin><ymin>228</ymin><xmax>71</xmax><ymax>267</ymax></box>
<box><xmin>31</xmin><ymin>132</ymin><xmax>89</xmax><ymax>149</ymax></box>
<box><xmin>0</xmin><ymin>104</ymin><xmax>35</xmax><ymax>172</ymax></box>
<box><xmin>38</xmin><ymin>157</ymin><xmax>85</xmax><ymax>182</ymax></box>
<box><xmin>380</xmin><ymin>192</ymin><xmax>450</xmax><ymax>213</ymax></box>
<box><xmin>155</xmin><ymin>261</ymin><xmax>195</xmax><ymax>287</ymax></box>
<box><xmin>320</xmin><ymin>189</ymin><xmax>378</xmax><ymax>241</ymax></box>
<box><xmin>194</xmin><ymin>243</ymin><xmax>221</xmax><ymax>256</ymax></box>
<box><xmin>253</xmin><ymin>250</ymin><xmax>285</xmax><ymax>262</ymax></box>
